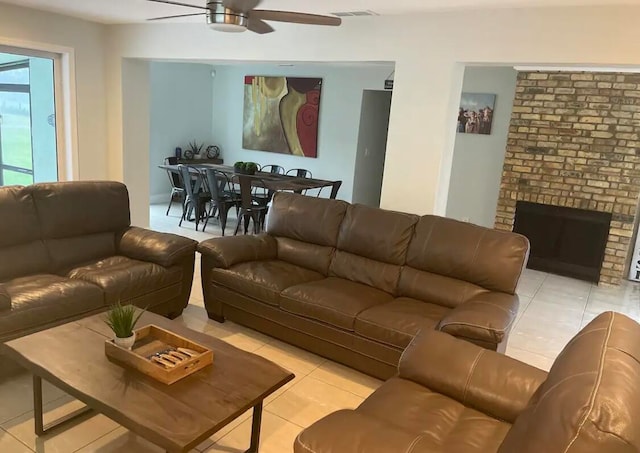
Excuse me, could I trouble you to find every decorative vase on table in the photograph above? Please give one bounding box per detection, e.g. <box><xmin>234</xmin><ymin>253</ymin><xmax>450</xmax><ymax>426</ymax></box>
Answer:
<box><xmin>104</xmin><ymin>303</ymin><xmax>145</xmax><ymax>352</ymax></box>
<box><xmin>114</xmin><ymin>333</ymin><xmax>136</xmax><ymax>350</ymax></box>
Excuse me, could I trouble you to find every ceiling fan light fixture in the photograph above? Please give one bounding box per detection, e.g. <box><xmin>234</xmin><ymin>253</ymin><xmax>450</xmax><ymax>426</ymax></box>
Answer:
<box><xmin>209</xmin><ymin>22</ymin><xmax>247</xmax><ymax>32</ymax></box>
<box><xmin>207</xmin><ymin>1</ymin><xmax>248</xmax><ymax>32</ymax></box>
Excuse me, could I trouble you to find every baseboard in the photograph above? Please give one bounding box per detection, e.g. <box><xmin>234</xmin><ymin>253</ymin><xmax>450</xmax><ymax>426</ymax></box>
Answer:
<box><xmin>150</xmin><ymin>193</ymin><xmax>169</xmax><ymax>205</ymax></box>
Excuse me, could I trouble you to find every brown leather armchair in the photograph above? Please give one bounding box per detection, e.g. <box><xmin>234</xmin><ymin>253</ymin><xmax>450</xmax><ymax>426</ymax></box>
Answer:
<box><xmin>296</xmin><ymin>311</ymin><xmax>640</xmax><ymax>453</ymax></box>
<box><xmin>199</xmin><ymin>192</ymin><xmax>529</xmax><ymax>379</ymax></box>
<box><xmin>0</xmin><ymin>181</ymin><xmax>197</xmax><ymax>342</ymax></box>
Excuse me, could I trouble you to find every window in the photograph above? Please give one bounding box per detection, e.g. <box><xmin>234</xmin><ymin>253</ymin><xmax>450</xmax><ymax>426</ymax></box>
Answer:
<box><xmin>0</xmin><ymin>53</ymin><xmax>57</xmax><ymax>186</ymax></box>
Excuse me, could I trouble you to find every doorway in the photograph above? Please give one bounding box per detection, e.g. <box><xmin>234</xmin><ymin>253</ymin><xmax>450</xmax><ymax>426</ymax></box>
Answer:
<box><xmin>352</xmin><ymin>90</ymin><xmax>392</xmax><ymax>207</ymax></box>
<box><xmin>0</xmin><ymin>52</ymin><xmax>57</xmax><ymax>186</ymax></box>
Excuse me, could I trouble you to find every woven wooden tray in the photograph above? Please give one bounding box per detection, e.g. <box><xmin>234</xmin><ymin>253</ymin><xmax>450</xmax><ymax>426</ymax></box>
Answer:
<box><xmin>105</xmin><ymin>325</ymin><xmax>213</xmax><ymax>385</ymax></box>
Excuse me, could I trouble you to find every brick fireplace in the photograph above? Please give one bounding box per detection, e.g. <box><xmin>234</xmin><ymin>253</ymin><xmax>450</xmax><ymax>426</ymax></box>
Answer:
<box><xmin>495</xmin><ymin>71</ymin><xmax>640</xmax><ymax>285</ymax></box>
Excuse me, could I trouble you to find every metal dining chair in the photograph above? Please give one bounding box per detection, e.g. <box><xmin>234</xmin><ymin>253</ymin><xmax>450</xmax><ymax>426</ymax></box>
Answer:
<box><xmin>259</xmin><ymin>164</ymin><xmax>286</xmax><ymax>175</ymax></box>
<box><xmin>234</xmin><ymin>175</ymin><xmax>269</xmax><ymax>235</ymax></box>
<box><xmin>178</xmin><ymin>165</ymin><xmax>211</xmax><ymax>231</ymax></box>
<box><xmin>202</xmin><ymin>169</ymin><xmax>240</xmax><ymax>236</ymax></box>
<box><xmin>286</xmin><ymin>168</ymin><xmax>313</xmax><ymax>195</ymax></box>
<box><xmin>286</xmin><ymin>168</ymin><xmax>312</xmax><ymax>179</ymax></box>
<box><xmin>164</xmin><ymin>157</ymin><xmax>185</xmax><ymax>215</ymax></box>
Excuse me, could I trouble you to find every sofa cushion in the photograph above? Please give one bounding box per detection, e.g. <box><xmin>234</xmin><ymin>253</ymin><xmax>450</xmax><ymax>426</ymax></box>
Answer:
<box><xmin>281</xmin><ymin>277</ymin><xmax>393</xmax><ymax>331</ymax></box>
<box><xmin>0</xmin><ymin>285</ymin><xmax>10</xmax><ymax>311</ymax></box>
<box><xmin>275</xmin><ymin>237</ymin><xmax>334</xmax><ymax>276</ymax></box>
<box><xmin>0</xmin><ymin>275</ymin><xmax>104</xmax><ymax>338</ymax></box>
<box><xmin>355</xmin><ymin>298</ymin><xmax>450</xmax><ymax>349</ymax></box>
<box><xmin>29</xmin><ymin>181</ymin><xmax>130</xmax><ymax>239</ymax></box>
<box><xmin>329</xmin><ymin>251</ymin><xmax>402</xmax><ymax>295</ymax></box>
<box><xmin>212</xmin><ymin>260</ymin><xmax>324</xmax><ymax>306</ymax></box>
<box><xmin>398</xmin><ymin>266</ymin><xmax>490</xmax><ymax>309</ymax></box>
<box><xmin>498</xmin><ymin>312</ymin><xmax>640</xmax><ymax>453</ymax></box>
<box><xmin>296</xmin><ymin>410</ymin><xmax>431</xmax><ymax>453</ymax></box>
<box><xmin>336</xmin><ymin>204</ymin><xmax>418</xmax><ymax>265</ymax></box>
<box><xmin>0</xmin><ymin>186</ymin><xmax>40</xmax><ymax>247</ymax></box>
<box><xmin>267</xmin><ymin>192</ymin><xmax>348</xmax><ymax>247</ymax></box>
<box><xmin>358</xmin><ymin>377</ymin><xmax>510</xmax><ymax>451</ymax></box>
<box><xmin>406</xmin><ymin>216</ymin><xmax>529</xmax><ymax>294</ymax></box>
<box><xmin>47</xmin><ymin>233</ymin><xmax>116</xmax><ymax>273</ymax></box>
<box><xmin>0</xmin><ymin>241</ymin><xmax>50</xmax><ymax>283</ymax></box>
<box><xmin>68</xmin><ymin>256</ymin><xmax>182</xmax><ymax>305</ymax></box>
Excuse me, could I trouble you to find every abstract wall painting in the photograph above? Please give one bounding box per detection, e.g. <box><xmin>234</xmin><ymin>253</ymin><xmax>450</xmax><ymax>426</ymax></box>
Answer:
<box><xmin>243</xmin><ymin>76</ymin><xmax>322</xmax><ymax>158</ymax></box>
<box><xmin>457</xmin><ymin>92</ymin><xmax>496</xmax><ymax>135</ymax></box>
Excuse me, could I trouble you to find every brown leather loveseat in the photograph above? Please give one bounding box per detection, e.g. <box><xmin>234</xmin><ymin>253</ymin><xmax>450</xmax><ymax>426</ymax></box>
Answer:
<box><xmin>295</xmin><ymin>311</ymin><xmax>640</xmax><ymax>453</ymax></box>
<box><xmin>0</xmin><ymin>181</ymin><xmax>197</xmax><ymax>342</ymax></box>
<box><xmin>199</xmin><ymin>193</ymin><xmax>529</xmax><ymax>378</ymax></box>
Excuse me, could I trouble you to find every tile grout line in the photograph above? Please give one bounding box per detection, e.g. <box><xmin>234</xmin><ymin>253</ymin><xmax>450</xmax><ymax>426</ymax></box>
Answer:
<box><xmin>0</xmin><ymin>425</ymin><xmax>34</xmax><ymax>452</ymax></box>
<box><xmin>70</xmin><ymin>425</ymin><xmax>122</xmax><ymax>453</ymax></box>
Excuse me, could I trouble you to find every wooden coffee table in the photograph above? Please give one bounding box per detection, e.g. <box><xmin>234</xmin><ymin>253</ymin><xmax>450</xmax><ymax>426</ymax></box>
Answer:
<box><xmin>1</xmin><ymin>311</ymin><xmax>295</xmax><ymax>452</ymax></box>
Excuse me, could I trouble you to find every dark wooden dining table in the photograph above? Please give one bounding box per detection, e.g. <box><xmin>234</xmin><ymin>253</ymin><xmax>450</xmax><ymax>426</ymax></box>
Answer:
<box><xmin>159</xmin><ymin>163</ymin><xmax>342</xmax><ymax>199</ymax></box>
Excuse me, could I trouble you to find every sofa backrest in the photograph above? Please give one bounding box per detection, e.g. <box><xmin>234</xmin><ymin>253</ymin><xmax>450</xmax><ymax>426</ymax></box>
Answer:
<box><xmin>398</xmin><ymin>216</ymin><xmax>529</xmax><ymax>307</ymax></box>
<box><xmin>0</xmin><ymin>186</ymin><xmax>50</xmax><ymax>282</ymax></box>
<box><xmin>29</xmin><ymin>181</ymin><xmax>131</xmax><ymax>272</ymax></box>
<box><xmin>499</xmin><ymin>312</ymin><xmax>640</xmax><ymax>453</ymax></box>
<box><xmin>329</xmin><ymin>204</ymin><xmax>418</xmax><ymax>294</ymax></box>
<box><xmin>267</xmin><ymin>192</ymin><xmax>348</xmax><ymax>274</ymax></box>
<box><xmin>266</xmin><ymin>194</ymin><xmax>528</xmax><ymax>301</ymax></box>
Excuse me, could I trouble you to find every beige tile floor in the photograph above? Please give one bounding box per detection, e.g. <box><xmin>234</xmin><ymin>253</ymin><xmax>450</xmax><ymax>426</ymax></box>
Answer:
<box><xmin>0</xmin><ymin>204</ymin><xmax>637</xmax><ymax>452</ymax></box>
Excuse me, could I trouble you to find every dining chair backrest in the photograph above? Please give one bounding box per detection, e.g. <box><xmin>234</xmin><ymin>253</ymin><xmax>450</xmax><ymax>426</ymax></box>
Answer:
<box><xmin>164</xmin><ymin>157</ymin><xmax>182</xmax><ymax>188</ymax></box>
<box><xmin>260</xmin><ymin>164</ymin><xmax>286</xmax><ymax>175</ymax></box>
<box><xmin>204</xmin><ymin>169</ymin><xmax>230</xmax><ymax>202</ymax></box>
<box><xmin>178</xmin><ymin>165</ymin><xmax>203</xmax><ymax>200</ymax></box>
<box><xmin>286</xmin><ymin>168</ymin><xmax>312</xmax><ymax>179</ymax></box>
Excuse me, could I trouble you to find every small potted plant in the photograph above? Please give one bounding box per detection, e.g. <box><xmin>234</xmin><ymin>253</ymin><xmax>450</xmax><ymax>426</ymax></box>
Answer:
<box><xmin>184</xmin><ymin>140</ymin><xmax>203</xmax><ymax>160</ymax></box>
<box><xmin>233</xmin><ymin>161</ymin><xmax>258</xmax><ymax>175</ymax></box>
<box><xmin>105</xmin><ymin>303</ymin><xmax>145</xmax><ymax>350</ymax></box>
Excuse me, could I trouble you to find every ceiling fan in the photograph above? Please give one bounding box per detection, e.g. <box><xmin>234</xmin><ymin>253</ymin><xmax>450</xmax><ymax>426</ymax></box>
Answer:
<box><xmin>147</xmin><ymin>0</ymin><xmax>342</xmax><ymax>34</ymax></box>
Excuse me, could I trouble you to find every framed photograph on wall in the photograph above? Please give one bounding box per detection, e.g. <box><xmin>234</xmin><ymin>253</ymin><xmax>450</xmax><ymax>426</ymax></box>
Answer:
<box><xmin>457</xmin><ymin>92</ymin><xmax>496</xmax><ymax>135</ymax></box>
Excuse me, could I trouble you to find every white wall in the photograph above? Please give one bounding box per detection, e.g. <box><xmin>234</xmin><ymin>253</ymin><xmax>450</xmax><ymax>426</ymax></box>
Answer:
<box><xmin>210</xmin><ymin>63</ymin><xmax>394</xmax><ymax>202</ymax></box>
<box><xmin>446</xmin><ymin>66</ymin><xmax>517</xmax><ymax>227</ymax></box>
<box><xmin>0</xmin><ymin>3</ymin><xmax>107</xmax><ymax>181</ymax></box>
<box><xmin>352</xmin><ymin>90</ymin><xmax>392</xmax><ymax>207</ymax></box>
<box><xmin>149</xmin><ymin>61</ymin><xmax>214</xmax><ymax>202</ymax></box>
<box><xmin>105</xmin><ymin>6</ymin><xmax>640</xmax><ymax>223</ymax></box>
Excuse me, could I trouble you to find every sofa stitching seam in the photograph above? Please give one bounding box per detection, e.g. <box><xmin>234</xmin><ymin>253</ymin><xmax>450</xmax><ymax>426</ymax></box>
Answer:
<box><xmin>462</xmin><ymin>349</ymin><xmax>484</xmax><ymax>405</ymax></box>
<box><xmin>563</xmin><ymin>312</ymin><xmax>614</xmax><ymax>452</ymax></box>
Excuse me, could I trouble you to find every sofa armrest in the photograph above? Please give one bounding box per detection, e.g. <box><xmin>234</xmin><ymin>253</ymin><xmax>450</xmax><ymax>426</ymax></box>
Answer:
<box><xmin>197</xmin><ymin>235</ymin><xmax>277</xmax><ymax>269</ymax></box>
<box><xmin>399</xmin><ymin>329</ymin><xmax>547</xmax><ymax>423</ymax></box>
<box><xmin>0</xmin><ymin>286</ymin><xmax>9</xmax><ymax>311</ymax></box>
<box><xmin>437</xmin><ymin>292</ymin><xmax>519</xmax><ymax>346</ymax></box>
<box><xmin>117</xmin><ymin>227</ymin><xmax>197</xmax><ymax>268</ymax></box>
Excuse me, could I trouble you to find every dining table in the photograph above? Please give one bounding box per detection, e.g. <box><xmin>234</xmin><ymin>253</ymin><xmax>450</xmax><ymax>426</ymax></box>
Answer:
<box><xmin>158</xmin><ymin>163</ymin><xmax>343</xmax><ymax>199</ymax></box>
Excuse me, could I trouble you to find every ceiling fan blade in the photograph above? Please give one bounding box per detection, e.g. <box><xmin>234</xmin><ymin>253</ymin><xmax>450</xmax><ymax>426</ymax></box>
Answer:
<box><xmin>251</xmin><ymin>10</ymin><xmax>341</xmax><ymax>26</ymax></box>
<box><xmin>223</xmin><ymin>0</ymin><xmax>262</xmax><ymax>13</ymax></box>
<box><xmin>147</xmin><ymin>0</ymin><xmax>208</xmax><ymax>10</ymax></box>
<box><xmin>147</xmin><ymin>12</ymin><xmax>207</xmax><ymax>21</ymax></box>
<box><xmin>247</xmin><ymin>18</ymin><xmax>274</xmax><ymax>34</ymax></box>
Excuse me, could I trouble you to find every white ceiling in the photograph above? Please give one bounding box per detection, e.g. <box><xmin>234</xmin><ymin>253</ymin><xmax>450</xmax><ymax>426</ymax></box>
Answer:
<box><xmin>1</xmin><ymin>0</ymin><xmax>639</xmax><ymax>24</ymax></box>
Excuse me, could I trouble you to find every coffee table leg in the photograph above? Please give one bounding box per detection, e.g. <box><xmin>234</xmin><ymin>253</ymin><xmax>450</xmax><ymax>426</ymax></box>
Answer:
<box><xmin>245</xmin><ymin>402</ymin><xmax>263</xmax><ymax>453</ymax></box>
<box><xmin>33</xmin><ymin>375</ymin><xmax>93</xmax><ymax>436</ymax></box>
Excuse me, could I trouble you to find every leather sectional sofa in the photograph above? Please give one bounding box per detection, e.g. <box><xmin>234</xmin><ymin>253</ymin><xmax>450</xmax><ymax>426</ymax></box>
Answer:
<box><xmin>199</xmin><ymin>193</ymin><xmax>529</xmax><ymax>379</ymax></box>
<box><xmin>0</xmin><ymin>181</ymin><xmax>197</xmax><ymax>342</ymax></box>
<box><xmin>295</xmin><ymin>311</ymin><xmax>640</xmax><ymax>453</ymax></box>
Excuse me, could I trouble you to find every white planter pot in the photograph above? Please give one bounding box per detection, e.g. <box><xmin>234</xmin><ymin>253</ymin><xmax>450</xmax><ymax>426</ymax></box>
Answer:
<box><xmin>114</xmin><ymin>332</ymin><xmax>136</xmax><ymax>350</ymax></box>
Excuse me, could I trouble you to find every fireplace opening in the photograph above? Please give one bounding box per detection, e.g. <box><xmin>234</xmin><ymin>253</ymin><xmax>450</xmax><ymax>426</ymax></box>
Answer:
<box><xmin>513</xmin><ymin>201</ymin><xmax>612</xmax><ymax>283</ymax></box>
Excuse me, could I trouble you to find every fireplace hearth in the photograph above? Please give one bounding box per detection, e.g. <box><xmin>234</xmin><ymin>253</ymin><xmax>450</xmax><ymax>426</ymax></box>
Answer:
<box><xmin>513</xmin><ymin>201</ymin><xmax>612</xmax><ymax>283</ymax></box>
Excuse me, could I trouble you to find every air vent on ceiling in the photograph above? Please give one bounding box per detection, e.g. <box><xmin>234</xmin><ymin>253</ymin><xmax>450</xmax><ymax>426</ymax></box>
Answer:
<box><xmin>331</xmin><ymin>10</ymin><xmax>379</xmax><ymax>17</ymax></box>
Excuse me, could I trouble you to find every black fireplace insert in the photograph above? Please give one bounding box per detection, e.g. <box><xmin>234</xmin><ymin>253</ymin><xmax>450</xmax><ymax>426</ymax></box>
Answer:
<box><xmin>513</xmin><ymin>201</ymin><xmax>612</xmax><ymax>283</ymax></box>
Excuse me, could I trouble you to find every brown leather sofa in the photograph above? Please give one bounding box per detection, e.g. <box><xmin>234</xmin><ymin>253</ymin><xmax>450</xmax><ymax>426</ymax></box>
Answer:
<box><xmin>0</xmin><ymin>181</ymin><xmax>197</xmax><ymax>342</ymax></box>
<box><xmin>295</xmin><ymin>311</ymin><xmax>640</xmax><ymax>453</ymax></box>
<box><xmin>199</xmin><ymin>193</ymin><xmax>529</xmax><ymax>379</ymax></box>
